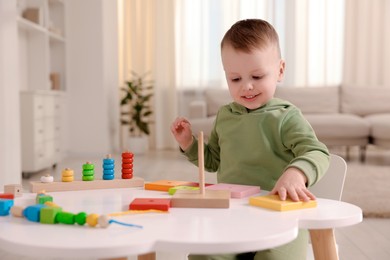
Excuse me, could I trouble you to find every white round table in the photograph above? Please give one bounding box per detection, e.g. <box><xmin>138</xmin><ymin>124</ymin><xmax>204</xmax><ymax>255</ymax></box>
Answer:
<box><xmin>0</xmin><ymin>188</ymin><xmax>362</xmax><ymax>260</ymax></box>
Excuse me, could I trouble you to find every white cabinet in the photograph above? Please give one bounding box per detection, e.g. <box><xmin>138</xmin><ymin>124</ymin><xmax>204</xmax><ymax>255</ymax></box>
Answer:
<box><xmin>17</xmin><ymin>0</ymin><xmax>67</xmax><ymax>175</ymax></box>
<box><xmin>20</xmin><ymin>91</ymin><xmax>64</xmax><ymax>174</ymax></box>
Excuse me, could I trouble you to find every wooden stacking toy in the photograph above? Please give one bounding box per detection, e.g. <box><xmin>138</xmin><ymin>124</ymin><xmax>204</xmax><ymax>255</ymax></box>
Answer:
<box><xmin>82</xmin><ymin>162</ymin><xmax>95</xmax><ymax>181</ymax></box>
<box><xmin>122</xmin><ymin>151</ymin><xmax>134</xmax><ymax>179</ymax></box>
<box><xmin>61</xmin><ymin>168</ymin><xmax>74</xmax><ymax>182</ymax></box>
<box><xmin>103</xmin><ymin>154</ymin><xmax>115</xmax><ymax>180</ymax></box>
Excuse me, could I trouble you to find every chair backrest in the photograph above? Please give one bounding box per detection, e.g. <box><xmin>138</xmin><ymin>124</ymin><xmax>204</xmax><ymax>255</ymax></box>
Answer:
<box><xmin>308</xmin><ymin>154</ymin><xmax>347</xmax><ymax>201</ymax></box>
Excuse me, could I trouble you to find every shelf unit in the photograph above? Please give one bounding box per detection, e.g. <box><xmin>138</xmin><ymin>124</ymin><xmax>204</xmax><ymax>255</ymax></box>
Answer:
<box><xmin>17</xmin><ymin>0</ymin><xmax>66</xmax><ymax>175</ymax></box>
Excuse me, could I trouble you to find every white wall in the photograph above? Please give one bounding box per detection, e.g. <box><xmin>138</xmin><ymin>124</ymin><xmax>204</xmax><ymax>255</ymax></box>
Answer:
<box><xmin>65</xmin><ymin>0</ymin><xmax>119</xmax><ymax>157</ymax></box>
<box><xmin>0</xmin><ymin>0</ymin><xmax>21</xmax><ymax>188</ymax></box>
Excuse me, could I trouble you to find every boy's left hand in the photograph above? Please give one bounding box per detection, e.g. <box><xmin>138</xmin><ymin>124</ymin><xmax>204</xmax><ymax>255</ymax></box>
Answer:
<box><xmin>269</xmin><ymin>167</ymin><xmax>316</xmax><ymax>202</ymax></box>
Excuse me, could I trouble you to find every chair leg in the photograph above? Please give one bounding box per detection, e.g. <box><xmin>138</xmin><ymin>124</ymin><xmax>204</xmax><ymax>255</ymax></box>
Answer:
<box><xmin>345</xmin><ymin>146</ymin><xmax>350</xmax><ymax>161</ymax></box>
<box><xmin>359</xmin><ymin>146</ymin><xmax>366</xmax><ymax>163</ymax></box>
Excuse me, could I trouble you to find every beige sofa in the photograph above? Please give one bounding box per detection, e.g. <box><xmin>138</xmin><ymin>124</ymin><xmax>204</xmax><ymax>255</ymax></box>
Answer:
<box><xmin>188</xmin><ymin>86</ymin><xmax>390</xmax><ymax>162</ymax></box>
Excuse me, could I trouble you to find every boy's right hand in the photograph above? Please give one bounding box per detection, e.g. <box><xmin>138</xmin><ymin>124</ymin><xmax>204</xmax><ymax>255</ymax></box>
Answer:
<box><xmin>170</xmin><ymin>117</ymin><xmax>194</xmax><ymax>151</ymax></box>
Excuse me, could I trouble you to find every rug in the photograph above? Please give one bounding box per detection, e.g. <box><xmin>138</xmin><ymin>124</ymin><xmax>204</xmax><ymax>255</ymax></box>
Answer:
<box><xmin>341</xmin><ymin>162</ymin><xmax>390</xmax><ymax>218</ymax></box>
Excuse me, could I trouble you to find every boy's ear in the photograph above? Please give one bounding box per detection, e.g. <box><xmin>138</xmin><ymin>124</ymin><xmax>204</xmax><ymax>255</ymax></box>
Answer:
<box><xmin>277</xmin><ymin>60</ymin><xmax>286</xmax><ymax>82</ymax></box>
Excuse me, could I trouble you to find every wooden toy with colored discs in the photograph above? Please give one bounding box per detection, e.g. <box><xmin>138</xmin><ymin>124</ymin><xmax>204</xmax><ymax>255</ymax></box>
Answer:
<box><xmin>122</xmin><ymin>151</ymin><xmax>134</xmax><ymax>179</ymax></box>
<box><xmin>171</xmin><ymin>132</ymin><xmax>230</xmax><ymax>208</ymax></box>
<box><xmin>102</xmin><ymin>154</ymin><xmax>115</xmax><ymax>180</ymax></box>
<box><xmin>82</xmin><ymin>162</ymin><xmax>95</xmax><ymax>181</ymax></box>
<box><xmin>61</xmin><ymin>168</ymin><xmax>74</xmax><ymax>182</ymax></box>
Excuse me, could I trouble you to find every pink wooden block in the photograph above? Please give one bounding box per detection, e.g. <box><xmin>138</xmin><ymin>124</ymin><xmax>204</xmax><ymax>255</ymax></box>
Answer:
<box><xmin>206</xmin><ymin>183</ymin><xmax>260</xmax><ymax>198</ymax></box>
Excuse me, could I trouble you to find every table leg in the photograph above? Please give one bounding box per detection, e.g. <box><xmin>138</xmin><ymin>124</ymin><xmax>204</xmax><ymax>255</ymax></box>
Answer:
<box><xmin>138</xmin><ymin>252</ymin><xmax>156</xmax><ymax>260</ymax></box>
<box><xmin>309</xmin><ymin>229</ymin><xmax>338</xmax><ymax>260</ymax></box>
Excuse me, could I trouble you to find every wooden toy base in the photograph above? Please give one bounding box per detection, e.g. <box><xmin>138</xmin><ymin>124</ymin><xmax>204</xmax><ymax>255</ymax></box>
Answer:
<box><xmin>171</xmin><ymin>189</ymin><xmax>230</xmax><ymax>208</ymax></box>
<box><xmin>249</xmin><ymin>195</ymin><xmax>317</xmax><ymax>211</ymax></box>
<box><xmin>206</xmin><ymin>183</ymin><xmax>261</xmax><ymax>198</ymax></box>
<box><xmin>30</xmin><ymin>177</ymin><xmax>144</xmax><ymax>192</ymax></box>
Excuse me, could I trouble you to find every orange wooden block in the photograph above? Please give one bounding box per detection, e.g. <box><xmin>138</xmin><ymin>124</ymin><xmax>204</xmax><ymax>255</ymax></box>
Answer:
<box><xmin>171</xmin><ymin>189</ymin><xmax>230</xmax><ymax>208</ymax></box>
<box><xmin>144</xmin><ymin>180</ymin><xmax>194</xmax><ymax>192</ymax></box>
<box><xmin>129</xmin><ymin>198</ymin><xmax>171</xmax><ymax>211</ymax></box>
<box><xmin>249</xmin><ymin>195</ymin><xmax>317</xmax><ymax>211</ymax></box>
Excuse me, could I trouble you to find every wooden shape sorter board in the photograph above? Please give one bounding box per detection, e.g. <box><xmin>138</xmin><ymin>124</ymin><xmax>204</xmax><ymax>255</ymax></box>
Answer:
<box><xmin>30</xmin><ymin>177</ymin><xmax>145</xmax><ymax>192</ymax></box>
<box><xmin>249</xmin><ymin>195</ymin><xmax>317</xmax><ymax>211</ymax></box>
<box><xmin>206</xmin><ymin>183</ymin><xmax>260</xmax><ymax>198</ymax></box>
<box><xmin>171</xmin><ymin>189</ymin><xmax>230</xmax><ymax>208</ymax></box>
<box><xmin>144</xmin><ymin>180</ymin><xmax>194</xmax><ymax>192</ymax></box>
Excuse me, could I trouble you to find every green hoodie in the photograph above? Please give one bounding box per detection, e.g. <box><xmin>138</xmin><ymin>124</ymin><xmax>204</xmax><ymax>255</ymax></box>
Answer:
<box><xmin>184</xmin><ymin>98</ymin><xmax>330</xmax><ymax>191</ymax></box>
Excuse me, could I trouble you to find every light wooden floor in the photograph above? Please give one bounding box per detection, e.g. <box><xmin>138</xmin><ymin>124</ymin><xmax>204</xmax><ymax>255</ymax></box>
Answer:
<box><xmin>1</xmin><ymin>149</ymin><xmax>389</xmax><ymax>259</ymax></box>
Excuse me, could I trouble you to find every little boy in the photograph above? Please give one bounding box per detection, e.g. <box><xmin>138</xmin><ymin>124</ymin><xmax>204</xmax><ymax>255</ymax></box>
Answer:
<box><xmin>171</xmin><ymin>19</ymin><xmax>329</xmax><ymax>260</ymax></box>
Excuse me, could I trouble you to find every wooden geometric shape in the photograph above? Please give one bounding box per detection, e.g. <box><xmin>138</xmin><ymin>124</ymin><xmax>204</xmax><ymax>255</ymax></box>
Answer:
<box><xmin>171</xmin><ymin>189</ymin><xmax>230</xmax><ymax>208</ymax></box>
<box><xmin>30</xmin><ymin>177</ymin><xmax>144</xmax><ymax>192</ymax></box>
<box><xmin>129</xmin><ymin>198</ymin><xmax>171</xmax><ymax>211</ymax></box>
<box><xmin>0</xmin><ymin>199</ymin><xmax>14</xmax><ymax>216</ymax></box>
<box><xmin>23</xmin><ymin>204</ymin><xmax>47</xmax><ymax>222</ymax></box>
<box><xmin>144</xmin><ymin>180</ymin><xmax>194</xmax><ymax>192</ymax></box>
<box><xmin>0</xmin><ymin>193</ymin><xmax>15</xmax><ymax>200</ymax></box>
<box><xmin>40</xmin><ymin>207</ymin><xmax>62</xmax><ymax>224</ymax></box>
<box><xmin>3</xmin><ymin>184</ymin><xmax>22</xmax><ymax>197</ymax></box>
<box><xmin>206</xmin><ymin>183</ymin><xmax>261</xmax><ymax>198</ymax></box>
<box><xmin>249</xmin><ymin>195</ymin><xmax>317</xmax><ymax>211</ymax></box>
<box><xmin>168</xmin><ymin>185</ymin><xmax>199</xmax><ymax>195</ymax></box>
<box><xmin>36</xmin><ymin>194</ymin><xmax>53</xmax><ymax>204</ymax></box>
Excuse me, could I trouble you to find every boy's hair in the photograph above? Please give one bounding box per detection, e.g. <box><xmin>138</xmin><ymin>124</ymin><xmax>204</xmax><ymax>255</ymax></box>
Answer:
<box><xmin>221</xmin><ymin>19</ymin><xmax>281</xmax><ymax>57</ymax></box>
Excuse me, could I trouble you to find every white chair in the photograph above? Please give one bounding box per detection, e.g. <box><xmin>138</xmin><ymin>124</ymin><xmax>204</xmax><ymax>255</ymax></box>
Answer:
<box><xmin>307</xmin><ymin>153</ymin><xmax>347</xmax><ymax>259</ymax></box>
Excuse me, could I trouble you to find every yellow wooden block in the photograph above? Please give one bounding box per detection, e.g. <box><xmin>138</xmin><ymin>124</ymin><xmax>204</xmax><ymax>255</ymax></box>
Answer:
<box><xmin>249</xmin><ymin>195</ymin><xmax>317</xmax><ymax>211</ymax></box>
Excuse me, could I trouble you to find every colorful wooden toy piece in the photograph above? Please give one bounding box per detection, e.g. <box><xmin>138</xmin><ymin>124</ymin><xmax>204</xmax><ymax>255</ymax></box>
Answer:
<box><xmin>30</xmin><ymin>177</ymin><xmax>145</xmax><ymax>192</ymax></box>
<box><xmin>168</xmin><ymin>185</ymin><xmax>200</xmax><ymax>195</ymax></box>
<box><xmin>10</xmin><ymin>205</ymin><xmax>25</xmax><ymax>217</ymax></box>
<box><xmin>0</xmin><ymin>199</ymin><xmax>14</xmax><ymax>216</ymax></box>
<box><xmin>40</xmin><ymin>174</ymin><xmax>54</xmax><ymax>183</ymax></box>
<box><xmin>103</xmin><ymin>154</ymin><xmax>115</xmax><ymax>180</ymax></box>
<box><xmin>61</xmin><ymin>168</ymin><xmax>74</xmax><ymax>182</ymax></box>
<box><xmin>129</xmin><ymin>198</ymin><xmax>171</xmax><ymax>211</ymax></box>
<box><xmin>171</xmin><ymin>132</ymin><xmax>231</xmax><ymax>208</ymax></box>
<box><xmin>40</xmin><ymin>206</ymin><xmax>62</xmax><ymax>224</ymax></box>
<box><xmin>145</xmin><ymin>180</ymin><xmax>195</xmax><ymax>192</ymax></box>
<box><xmin>206</xmin><ymin>183</ymin><xmax>261</xmax><ymax>198</ymax></box>
<box><xmin>0</xmin><ymin>193</ymin><xmax>14</xmax><ymax>199</ymax></box>
<box><xmin>249</xmin><ymin>195</ymin><xmax>317</xmax><ymax>211</ymax></box>
<box><xmin>3</xmin><ymin>184</ymin><xmax>22</xmax><ymax>197</ymax></box>
<box><xmin>171</xmin><ymin>189</ymin><xmax>230</xmax><ymax>208</ymax></box>
<box><xmin>121</xmin><ymin>151</ymin><xmax>134</xmax><ymax>179</ymax></box>
<box><xmin>36</xmin><ymin>194</ymin><xmax>53</xmax><ymax>204</ymax></box>
<box><xmin>23</xmin><ymin>204</ymin><xmax>47</xmax><ymax>222</ymax></box>
<box><xmin>82</xmin><ymin>162</ymin><xmax>95</xmax><ymax>181</ymax></box>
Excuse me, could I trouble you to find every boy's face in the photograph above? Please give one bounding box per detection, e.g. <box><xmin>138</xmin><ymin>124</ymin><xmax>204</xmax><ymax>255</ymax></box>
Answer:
<box><xmin>221</xmin><ymin>44</ymin><xmax>285</xmax><ymax>110</ymax></box>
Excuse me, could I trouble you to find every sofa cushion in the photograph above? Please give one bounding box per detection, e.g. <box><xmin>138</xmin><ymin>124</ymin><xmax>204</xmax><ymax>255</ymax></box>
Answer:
<box><xmin>365</xmin><ymin>114</ymin><xmax>390</xmax><ymax>139</ymax></box>
<box><xmin>204</xmin><ymin>89</ymin><xmax>232</xmax><ymax>116</ymax></box>
<box><xmin>274</xmin><ymin>86</ymin><xmax>339</xmax><ymax>114</ymax></box>
<box><xmin>305</xmin><ymin>114</ymin><xmax>370</xmax><ymax>139</ymax></box>
<box><xmin>341</xmin><ymin>86</ymin><xmax>390</xmax><ymax>116</ymax></box>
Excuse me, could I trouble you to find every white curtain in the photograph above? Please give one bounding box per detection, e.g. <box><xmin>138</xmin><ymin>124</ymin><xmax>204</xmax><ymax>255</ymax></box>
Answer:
<box><xmin>119</xmin><ymin>0</ymin><xmax>178</xmax><ymax>149</ymax></box>
<box><xmin>175</xmin><ymin>0</ymin><xmax>345</xmax><ymax>89</ymax></box>
<box><xmin>343</xmin><ymin>0</ymin><xmax>390</xmax><ymax>87</ymax></box>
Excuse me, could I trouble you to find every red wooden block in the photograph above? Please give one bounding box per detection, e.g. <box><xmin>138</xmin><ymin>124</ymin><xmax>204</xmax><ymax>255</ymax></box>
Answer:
<box><xmin>129</xmin><ymin>198</ymin><xmax>171</xmax><ymax>211</ymax></box>
<box><xmin>0</xmin><ymin>193</ymin><xmax>14</xmax><ymax>200</ymax></box>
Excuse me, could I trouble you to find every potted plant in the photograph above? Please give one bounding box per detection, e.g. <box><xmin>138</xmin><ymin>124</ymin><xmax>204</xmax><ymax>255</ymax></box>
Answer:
<box><xmin>120</xmin><ymin>71</ymin><xmax>153</xmax><ymax>154</ymax></box>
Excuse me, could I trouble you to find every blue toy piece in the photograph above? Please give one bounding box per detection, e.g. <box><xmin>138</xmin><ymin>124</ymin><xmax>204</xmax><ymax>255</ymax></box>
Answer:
<box><xmin>23</xmin><ymin>204</ymin><xmax>47</xmax><ymax>222</ymax></box>
<box><xmin>0</xmin><ymin>199</ymin><xmax>14</xmax><ymax>216</ymax></box>
<box><xmin>102</xmin><ymin>155</ymin><xmax>115</xmax><ymax>180</ymax></box>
